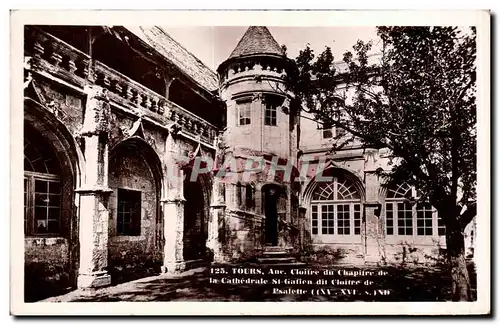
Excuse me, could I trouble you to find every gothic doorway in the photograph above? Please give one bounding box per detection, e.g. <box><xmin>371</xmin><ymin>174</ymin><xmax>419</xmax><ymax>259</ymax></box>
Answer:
<box><xmin>262</xmin><ymin>184</ymin><xmax>286</xmax><ymax>246</ymax></box>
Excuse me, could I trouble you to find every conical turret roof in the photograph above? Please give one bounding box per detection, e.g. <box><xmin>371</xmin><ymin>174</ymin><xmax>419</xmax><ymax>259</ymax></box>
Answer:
<box><xmin>228</xmin><ymin>26</ymin><xmax>284</xmax><ymax>59</ymax></box>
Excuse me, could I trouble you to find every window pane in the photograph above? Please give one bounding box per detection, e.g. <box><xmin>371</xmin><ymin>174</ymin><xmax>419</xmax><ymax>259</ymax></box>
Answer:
<box><xmin>34</xmin><ymin>206</ymin><xmax>47</xmax><ymax>220</ymax></box>
<box><xmin>47</xmin><ymin>194</ymin><xmax>60</xmax><ymax>207</ymax></box>
<box><xmin>311</xmin><ymin>205</ymin><xmax>318</xmax><ymax>235</ymax></box>
<box><xmin>48</xmin><ymin>220</ymin><xmax>60</xmax><ymax>233</ymax></box>
<box><xmin>48</xmin><ymin>181</ymin><xmax>61</xmax><ymax>194</ymax></box>
<box><xmin>386</xmin><ymin>203</ymin><xmax>394</xmax><ymax>235</ymax></box>
<box><xmin>35</xmin><ymin>219</ymin><xmax>48</xmax><ymax>233</ymax></box>
<box><xmin>35</xmin><ymin>180</ymin><xmax>47</xmax><ymax>193</ymax></box>
<box><xmin>264</xmin><ymin>103</ymin><xmax>277</xmax><ymax>126</ymax></box>
<box><xmin>117</xmin><ymin>188</ymin><xmax>142</xmax><ymax>236</ymax></box>
<box><xmin>238</xmin><ymin>102</ymin><xmax>251</xmax><ymax>126</ymax></box>
<box><xmin>48</xmin><ymin>207</ymin><xmax>60</xmax><ymax>219</ymax></box>
<box><xmin>321</xmin><ymin>205</ymin><xmax>334</xmax><ymax>234</ymax></box>
<box><xmin>416</xmin><ymin>203</ymin><xmax>433</xmax><ymax>236</ymax></box>
<box><xmin>336</xmin><ymin>204</ymin><xmax>350</xmax><ymax>235</ymax></box>
<box><xmin>397</xmin><ymin>202</ymin><xmax>413</xmax><ymax>235</ymax></box>
<box><xmin>354</xmin><ymin>203</ymin><xmax>361</xmax><ymax>235</ymax></box>
<box><xmin>34</xmin><ymin>193</ymin><xmax>49</xmax><ymax>206</ymax></box>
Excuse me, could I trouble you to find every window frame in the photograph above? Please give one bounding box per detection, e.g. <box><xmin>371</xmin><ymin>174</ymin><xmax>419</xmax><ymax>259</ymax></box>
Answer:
<box><xmin>24</xmin><ymin>171</ymin><xmax>62</xmax><ymax>236</ymax></box>
<box><xmin>264</xmin><ymin>101</ymin><xmax>277</xmax><ymax>126</ymax></box>
<box><xmin>385</xmin><ymin>185</ymin><xmax>446</xmax><ymax>238</ymax></box>
<box><xmin>116</xmin><ymin>188</ymin><xmax>142</xmax><ymax>236</ymax></box>
<box><xmin>237</xmin><ymin>100</ymin><xmax>252</xmax><ymax>126</ymax></box>
<box><xmin>310</xmin><ymin>177</ymin><xmax>362</xmax><ymax>242</ymax></box>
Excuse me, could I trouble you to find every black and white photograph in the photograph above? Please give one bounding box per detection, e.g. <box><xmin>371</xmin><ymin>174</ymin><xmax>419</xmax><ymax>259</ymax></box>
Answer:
<box><xmin>9</xmin><ymin>10</ymin><xmax>490</xmax><ymax>315</ymax></box>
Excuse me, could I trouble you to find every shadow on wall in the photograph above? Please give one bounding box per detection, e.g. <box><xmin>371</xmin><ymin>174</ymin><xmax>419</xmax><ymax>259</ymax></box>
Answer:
<box><xmin>25</xmin><ymin>262</ymin><xmax>73</xmax><ymax>302</ymax></box>
<box><xmin>108</xmin><ymin>249</ymin><xmax>163</xmax><ymax>286</ymax></box>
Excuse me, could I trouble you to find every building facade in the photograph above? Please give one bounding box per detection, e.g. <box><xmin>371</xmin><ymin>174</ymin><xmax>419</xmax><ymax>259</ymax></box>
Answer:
<box><xmin>22</xmin><ymin>25</ymin><xmax>475</xmax><ymax>300</ymax></box>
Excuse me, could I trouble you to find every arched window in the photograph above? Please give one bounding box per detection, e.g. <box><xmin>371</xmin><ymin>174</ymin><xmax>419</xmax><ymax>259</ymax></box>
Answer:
<box><xmin>311</xmin><ymin>175</ymin><xmax>362</xmax><ymax>236</ymax></box>
<box><xmin>385</xmin><ymin>183</ymin><xmax>445</xmax><ymax>237</ymax></box>
<box><xmin>24</xmin><ymin>128</ymin><xmax>62</xmax><ymax>235</ymax></box>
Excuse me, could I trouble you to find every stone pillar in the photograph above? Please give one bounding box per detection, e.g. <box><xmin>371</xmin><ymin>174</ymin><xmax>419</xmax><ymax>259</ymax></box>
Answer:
<box><xmin>207</xmin><ymin>176</ymin><xmax>226</xmax><ymax>262</ymax></box>
<box><xmin>76</xmin><ymin>85</ymin><xmax>112</xmax><ymax>288</ymax></box>
<box><xmin>364</xmin><ymin>172</ymin><xmax>383</xmax><ymax>264</ymax></box>
<box><xmin>161</xmin><ymin>128</ymin><xmax>186</xmax><ymax>273</ymax></box>
<box><xmin>298</xmin><ymin>206</ymin><xmax>307</xmax><ymax>249</ymax></box>
<box><xmin>363</xmin><ymin>149</ymin><xmax>384</xmax><ymax>264</ymax></box>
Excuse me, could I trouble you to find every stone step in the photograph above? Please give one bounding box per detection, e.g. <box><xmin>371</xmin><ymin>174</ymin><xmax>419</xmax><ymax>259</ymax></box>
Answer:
<box><xmin>258</xmin><ymin>262</ymin><xmax>307</xmax><ymax>267</ymax></box>
<box><xmin>262</xmin><ymin>246</ymin><xmax>292</xmax><ymax>252</ymax></box>
<box><xmin>261</xmin><ymin>251</ymin><xmax>289</xmax><ymax>257</ymax></box>
<box><xmin>257</xmin><ymin>257</ymin><xmax>296</xmax><ymax>263</ymax></box>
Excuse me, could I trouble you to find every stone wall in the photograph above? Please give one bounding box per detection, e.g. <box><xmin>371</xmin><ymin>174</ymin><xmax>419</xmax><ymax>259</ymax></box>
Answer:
<box><xmin>220</xmin><ymin>211</ymin><xmax>264</xmax><ymax>261</ymax></box>
<box><xmin>108</xmin><ymin>147</ymin><xmax>162</xmax><ymax>283</ymax></box>
<box><xmin>24</xmin><ymin>238</ymin><xmax>71</xmax><ymax>302</ymax></box>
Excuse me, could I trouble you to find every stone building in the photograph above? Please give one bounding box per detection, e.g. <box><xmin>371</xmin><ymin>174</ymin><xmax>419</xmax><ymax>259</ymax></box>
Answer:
<box><xmin>22</xmin><ymin>25</ymin><xmax>475</xmax><ymax>300</ymax></box>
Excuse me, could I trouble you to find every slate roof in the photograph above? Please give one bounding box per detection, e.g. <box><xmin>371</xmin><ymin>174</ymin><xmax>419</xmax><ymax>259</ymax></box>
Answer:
<box><xmin>228</xmin><ymin>26</ymin><xmax>285</xmax><ymax>59</ymax></box>
<box><xmin>124</xmin><ymin>26</ymin><xmax>219</xmax><ymax>92</ymax></box>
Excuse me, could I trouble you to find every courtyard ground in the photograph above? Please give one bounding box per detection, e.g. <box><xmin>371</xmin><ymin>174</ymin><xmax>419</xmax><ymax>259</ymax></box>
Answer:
<box><xmin>40</xmin><ymin>262</ymin><xmax>477</xmax><ymax>302</ymax></box>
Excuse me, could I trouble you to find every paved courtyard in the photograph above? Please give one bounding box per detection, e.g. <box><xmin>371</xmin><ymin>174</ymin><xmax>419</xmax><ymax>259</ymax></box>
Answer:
<box><xmin>40</xmin><ymin>263</ymin><xmax>477</xmax><ymax>302</ymax></box>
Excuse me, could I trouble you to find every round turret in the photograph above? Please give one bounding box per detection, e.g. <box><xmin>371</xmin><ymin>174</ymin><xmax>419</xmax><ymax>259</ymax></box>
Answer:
<box><xmin>217</xmin><ymin>26</ymin><xmax>297</xmax><ymax>159</ymax></box>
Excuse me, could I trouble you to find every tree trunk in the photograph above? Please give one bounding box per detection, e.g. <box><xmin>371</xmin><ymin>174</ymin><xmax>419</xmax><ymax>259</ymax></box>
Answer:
<box><xmin>445</xmin><ymin>218</ymin><xmax>473</xmax><ymax>301</ymax></box>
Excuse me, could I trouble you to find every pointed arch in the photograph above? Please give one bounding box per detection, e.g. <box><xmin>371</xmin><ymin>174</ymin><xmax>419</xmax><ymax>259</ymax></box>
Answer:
<box><xmin>109</xmin><ymin>136</ymin><xmax>164</xmax><ymax>196</ymax></box>
<box><xmin>24</xmin><ymin>97</ymin><xmax>85</xmax><ymax>287</ymax></box>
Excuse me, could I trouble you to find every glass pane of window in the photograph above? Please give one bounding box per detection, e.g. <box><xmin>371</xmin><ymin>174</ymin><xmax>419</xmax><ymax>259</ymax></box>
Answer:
<box><xmin>321</xmin><ymin>205</ymin><xmax>334</xmax><ymax>234</ymax></box>
<box><xmin>35</xmin><ymin>219</ymin><xmax>48</xmax><ymax>233</ymax></box>
<box><xmin>48</xmin><ymin>181</ymin><xmax>61</xmax><ymax>194</ymax></box>
<box><xmin>34</xmin><ymin>206</ymin><xmax>47</xmax><ymax>220</ymax></box>
<box><xmin>238</xmin><ymin>101</ymin><xmax>251</xmax><ymax>126</ymax></box>
<box><xmin>34</xmin><ymin>193</ymin><xmax>49</xmax><ymax>206</ymax></box>
<box><xmin>336</xmin><ymin>204</ymin><xmax>350</xmax><ymax>235</ymax></box>
<box><xmin>311</xmin><ymin>205</ymin><xmax>318</xmax><ymax>235</ymax></box>
<box><xmin>386</xmin><ymin>203</ymin><xmax>394</xmax><ymax>235</ymax></box>
<box><xmin>117</xmin><ymin>188</ymin><xmax>142</xmax><ymax>236</ymax></box>
<box><xmin>48</xmin><ymin>207</ymin><xmax>60</xmax><ymax>219</ymax></box>
<box><xmin>354</xmin><ymin>203</ymin><xmax>361</xmax><ymax>235</ymax></box>
<box><xmin>35</xmin><ymin>179</ymin><xmax>47</xmax><ymax>193</ymax></box>
<box><xmin>264</xmin><ymin>103</ymin><xmax>277</xmax><ymax>126</ymax></box>
<box><xmin>47</xmin><ymin>219</ymin><xmax>60</xmax><ymax>233</ymax></box>
<box><xmin>397</xmin><ymin>202</ymin><xmax>413</xmax><ymax>235</ymax></box>
<box><xmin>416</xmin><ymin>203</ymin><xmax>433</xmax><ymax>236</ymax></box>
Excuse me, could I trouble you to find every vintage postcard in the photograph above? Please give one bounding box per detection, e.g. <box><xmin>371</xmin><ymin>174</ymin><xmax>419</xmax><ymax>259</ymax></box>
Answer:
<box><xmin>10</xmin><ymin>10</ymin><xmax>490</xmax><ymax>315</ymax></box>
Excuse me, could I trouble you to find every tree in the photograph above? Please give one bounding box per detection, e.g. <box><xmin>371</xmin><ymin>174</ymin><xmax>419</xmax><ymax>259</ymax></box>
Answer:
<box><xmin>286</xmin><ymin>27</ymin><xmax>477</xmax><ymax>301</ymax></box>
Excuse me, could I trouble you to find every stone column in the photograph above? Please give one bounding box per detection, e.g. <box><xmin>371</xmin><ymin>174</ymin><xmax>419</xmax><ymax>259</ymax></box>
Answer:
<box><xmin>161</xmin><ymin>128</ymin><xmax>186</xmax><ymax>273</ymax></box>
<box><xmin>363</xmin><ymin>149</ymin><xmax>384</xmax><ymax>264</ymax></box>
<box><xmin>298</xmin><ymin>206</ymin><xmax>308</xmax><ymax>249</ymax></box>
<box><xmin>207</xmin><ymin>176</ymin><xmax>226</xmax><ymax>262</ymax></box>
<box><xmin>76</xmin><ymin>85</ymin><xmax>112</xmax><ymax>288</ymax></box>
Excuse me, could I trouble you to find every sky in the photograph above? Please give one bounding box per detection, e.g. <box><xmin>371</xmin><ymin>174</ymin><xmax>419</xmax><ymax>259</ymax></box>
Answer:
<box><xmin>162</xmin><ymin>26</ymin><xmax>381</xmax><ymax>72</ymax></box>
